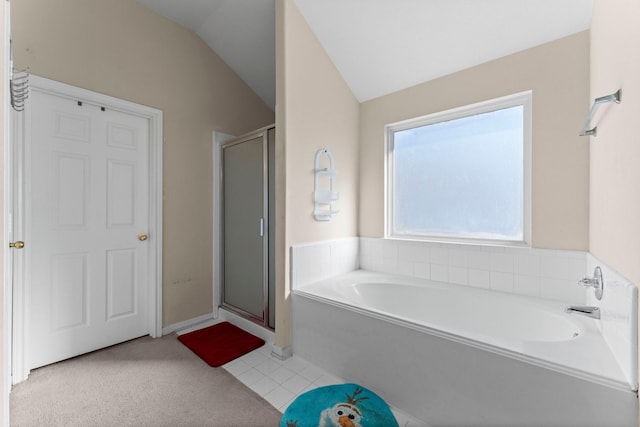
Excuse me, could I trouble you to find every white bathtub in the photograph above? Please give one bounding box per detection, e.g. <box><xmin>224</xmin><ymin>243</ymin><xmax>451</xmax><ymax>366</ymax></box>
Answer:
<box><xmin>292</xmin><ymin>270</ymin><xmax>638</xmax><ymax>427</ymax></box>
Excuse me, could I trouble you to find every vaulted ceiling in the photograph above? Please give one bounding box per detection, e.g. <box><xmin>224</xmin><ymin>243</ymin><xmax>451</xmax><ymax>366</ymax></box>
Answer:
<box><xmin>136</xmin><ymin>0</ymin><xmax>592</xmax><ymax>110</ymax></box>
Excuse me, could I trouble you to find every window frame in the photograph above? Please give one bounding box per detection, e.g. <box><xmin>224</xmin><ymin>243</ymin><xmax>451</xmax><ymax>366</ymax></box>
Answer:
<box><xmin>385</xmin><ymin>91</ymin><xmax>532</xmax><ymax>246</ymax></box>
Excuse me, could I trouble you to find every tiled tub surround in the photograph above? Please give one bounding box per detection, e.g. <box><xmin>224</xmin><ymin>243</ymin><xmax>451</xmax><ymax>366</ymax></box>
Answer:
<box><xmin>290</xmin><ymin>237</ymin><xmax>360</xmax><ymax>288</ymax></box>
<box><xmin>359</xmin><ymin>237</ymin><xmax>588</xmax><ymax>304</ymax></box>
<box><xmin>290</xmin><ymin>238</ymin><xmax>639</xmax><ymax>426</ymax></box>
<box><xmin>587</xmin><ymin>253</ymin><xmax>639</xmax><ymax>391</ymax></box>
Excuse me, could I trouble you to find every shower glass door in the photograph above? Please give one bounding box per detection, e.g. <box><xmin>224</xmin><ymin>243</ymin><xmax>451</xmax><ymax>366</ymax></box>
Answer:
<box><xmin>222</xmin><ymin>134</ymin><xmax>267</xmax><ymax>322</ymax></box>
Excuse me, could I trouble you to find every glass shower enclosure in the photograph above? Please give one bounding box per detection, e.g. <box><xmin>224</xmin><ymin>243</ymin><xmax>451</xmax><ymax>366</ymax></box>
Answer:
<box><xmin>221</xmin><ymin>126</ymin><xmax>275</xmax><ymax>329</ymax></box>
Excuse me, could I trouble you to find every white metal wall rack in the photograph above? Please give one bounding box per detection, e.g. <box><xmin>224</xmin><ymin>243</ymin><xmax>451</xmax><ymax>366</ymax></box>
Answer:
<box><xmin>10</xmin><ymin>68</ymin><xmax>29</xmax><ymax>112</ymax></box>
<box><xmin>313</xmin><ymin>148</ymin><xmax>338</xmax><ymax>221</ymax></box>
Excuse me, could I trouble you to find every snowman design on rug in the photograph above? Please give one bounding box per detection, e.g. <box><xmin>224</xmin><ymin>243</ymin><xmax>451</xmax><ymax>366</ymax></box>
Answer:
<box><xmin>318</xmin><ymin>386</ymin><xmax>369</xmax><ymax>427</ymax></box>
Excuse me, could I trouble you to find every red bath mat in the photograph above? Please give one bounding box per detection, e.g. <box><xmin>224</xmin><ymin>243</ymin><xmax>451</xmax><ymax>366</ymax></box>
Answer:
<box><xmin>178</xmin><ymin>322</ymin><xmax>265</xmax><ymax>367</ymax></box>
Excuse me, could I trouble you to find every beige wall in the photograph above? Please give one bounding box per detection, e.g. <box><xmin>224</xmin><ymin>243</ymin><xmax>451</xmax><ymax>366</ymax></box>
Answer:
<box><xmin>590</xmin><ymin>0</ymin><xmax>640</xmax><ymax>309</ymax></box>
<box><xmin>274</xmin><ymin>0</ymin><xmax>287</xmax><ymax>348</ymax></box>
<box><xmin>275</xmin><ymin>0</ymin><xmax>360</xmax><ymax>347</ymax></box>
<box><xmin>360</xmin><ymin>32</ymin><xmax>590</xmax><ymax>250</ymax></box>
<box><xmin>590</xmin><ymin>0</ymin><xmax>640</xmax><ymax>410</ymax></box>
<box><xmin>11</xmin><ymin>0</ymin><xmax>274</xmax><ymax>327</ymax></box>
<box><xmin>282</xmin><ymin>1</ymin><xmax>359</xmax><ymax>246</ymax></box>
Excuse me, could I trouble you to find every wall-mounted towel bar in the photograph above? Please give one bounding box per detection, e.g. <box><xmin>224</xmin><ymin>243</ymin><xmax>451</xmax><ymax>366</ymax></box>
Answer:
<box><xmin>580</xmin><ymin>89</ymin><xmax>621</xmax><ymax>137</ymax></box>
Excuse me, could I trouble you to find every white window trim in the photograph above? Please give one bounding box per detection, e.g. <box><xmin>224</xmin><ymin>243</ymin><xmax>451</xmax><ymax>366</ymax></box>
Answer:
<box><xmin>385</xmin><ymin>90</ymin><xmax>532</xmax><ymax>247</ymax></box>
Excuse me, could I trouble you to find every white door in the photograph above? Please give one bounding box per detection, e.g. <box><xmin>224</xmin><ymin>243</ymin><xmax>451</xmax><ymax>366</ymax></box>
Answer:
<box><xmin>25</xmin><ymin>88</ymin><xmax>151</xmax><ymax>369</ymax></box>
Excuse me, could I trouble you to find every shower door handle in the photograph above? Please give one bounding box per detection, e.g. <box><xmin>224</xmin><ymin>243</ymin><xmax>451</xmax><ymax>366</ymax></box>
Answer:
<box><xmin>259</xmin><ymin>218</ymin><xmax>264</xmax><ymax>237</ymax></box>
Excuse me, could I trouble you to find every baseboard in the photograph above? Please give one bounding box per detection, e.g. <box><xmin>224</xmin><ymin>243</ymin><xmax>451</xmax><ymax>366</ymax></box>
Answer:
<box><xmin>218</xmin><ymin>308</ymin><xmax>275</xmax><ymax>345</ymax></box>
<box><xmin>162</xmin><ymin>312</ymin><xmax>217</xmax><ymax>336</ymax></box>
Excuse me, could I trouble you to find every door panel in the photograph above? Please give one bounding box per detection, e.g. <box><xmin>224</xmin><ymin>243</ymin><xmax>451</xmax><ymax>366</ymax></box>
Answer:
<box><xmin>26</xmin><ymin>89</ymin><xmax>150</xmax><ymax>369</ymax></box>
<box><xmin>51</xmin><ymin>253</ymin><xmax>88</xmax><ymax>331</ymax></box>
<box><xmin>223</xmin><ymin>136</ymin><xmax>265</xmax><ymax>319</ymax></box>
<box><xmin>106</xmin><ymin>249</ymin><xmax>137</xmax><ymax>320</ymax></box>
<box><xmin>107</xmin><ymin>160</ymin><xmax>136</xmax><ymax>227</ymax></box>
<box><xmin>55</xmin><ymin>153</ymin><xmax>89</xmax><ymax>228</ymax></box>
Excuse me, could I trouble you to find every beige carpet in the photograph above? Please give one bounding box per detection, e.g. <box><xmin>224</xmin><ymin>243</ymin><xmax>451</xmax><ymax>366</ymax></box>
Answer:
<box><xmin>10</xmin><ymin>334</ymin><xmax>283</xmax><ymax>426</ymax></box>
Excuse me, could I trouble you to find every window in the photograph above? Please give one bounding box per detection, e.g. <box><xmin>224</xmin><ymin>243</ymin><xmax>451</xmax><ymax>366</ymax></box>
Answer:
<box><xmin>386</xmin><ymin>91</ymin><xmax>531</xmax><ymax>245</ymax></box>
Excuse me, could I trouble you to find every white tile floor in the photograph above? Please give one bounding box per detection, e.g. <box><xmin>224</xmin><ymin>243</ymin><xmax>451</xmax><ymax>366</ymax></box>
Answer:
<box><xmin>222</xmin><ymin>343</ymin><xmax>429</xmax><ymax>427</ymax></box>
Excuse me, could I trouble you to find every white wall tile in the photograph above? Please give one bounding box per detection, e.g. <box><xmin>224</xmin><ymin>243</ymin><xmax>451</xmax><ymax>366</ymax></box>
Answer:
<box><xmin>514</xmin><ymin>275</ymin><xmax>540</xmax><ymax>298</ymax></box>
<box><xmin>530</xmin><ymin>247</ymin><xmax>557</xmax><ymax>256</ymax></box>
<box><xmin>449</xmin><ymin>266</ymin><xmax>468</xmax><ymax>285</ymax></box>
<box><xmin>449</xmin><ymin>249</ymin><xmax>468</xmax><ymax>268</ymax></box>
<box><xmin>430</xmin><ymin>247</ymin><xmax>449</xmax><ymax>265</ymax></box>
<box><xmin>359</xmin><ymin>239</ymin><xmax>589</xmax><ymax>303</ymax></box>
<box><xmin>569</xmin><ymin>258</ymin><xmax>587</xmax><ymax>281</ymax></box>
<box><xmin>490</xmin><ymin>271</ymin><xmax>514</xmax><ymax>293</ymax></box>
<box><xmin>359</xmin><ymin>238</ymin><xmax>371</xmax><ymax>259</ymax></box>
<box><xmin>540</xmin><ymin>255</ymin><xmax>571</xmax><ymax>280</ymax></box>
<box><xmin>399</xmin><ymin>260</ymin><xmax>414</xmax><ymax>277</ymax></box>
<box><xmin>468</xmin><ymin>250</ymin><xmax>491</xmax><ymax>270</ymax></box>
<box><xmin>504</xmin><ymin>246</ymin><xmax>531</xmax><ymax>255</ymax></box>
<box><xmin>491</xmin><ymin>253</ymin><xmax>514</xmax><ymax>273</ymax></box>
<box><xmin>540</xmin><ymin>278</ymin><xmax>571</xmax><ymax>302</ymax></box>
<box><xmin>586</xmin><ymin>253</ymin><xmax>638</xmax><ymax>389</ymax></box>
<box><xmin>371</xmin><ymin>239</ymin><xmax>384</xmax><ymax>259</ymax></box>
<box><xmin>383</xmin><ymin>240</ymin><xmax>399</xmax><ymax>260</ymax></box>
<box><xmin>399</xmin><ymin>241</ymin><xmax>429</xmax><ymax>263</ymax></box>
<box><xmin>414</xmin><ymin>262</ymin><xmax>431</xmax><ymax>280</ymax></box>
<box><xmin>564</xmin><ymin>250</ymin><xmax>587</xmax><ymax>259</ymax></box>
<box><xmin>316</xmin><ymin>244</ymin><xmax>331</xmax><ymax>264</ymax></box>
<box><xmin>514</xmin><ymin>254</ymin><xmax>540</xmax><ymax>276</ymax></box>
<box><xmin>431</xmin><ymin>264</ymin><xmax>449</xmax><ymax>282</ymax></box>
<box><xmin>380</xmin><ymin>258</ymin><xmax>399</xmax><ymax>275</ymax></box>
<box><xmin>566</xmin><ymin>279</ymin><xmax>587</xmax><ymax>304</ymax></box>
<box><xmin>482</xmin><ymin>245</ymin><xmax>505</xmax><ymax>254</ymax></box>
<box><xmin>291</xmin><ymin>238</ymin><xmax>359</xmax><ymax>288</ymax></box>
<box><xmin>468</xmin><ymin>269</ymin><xmax>491</xmax><ymax>289</ymax></box>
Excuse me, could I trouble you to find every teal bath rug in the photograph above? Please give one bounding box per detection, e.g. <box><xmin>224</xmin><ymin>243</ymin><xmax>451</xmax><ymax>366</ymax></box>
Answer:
<box><xmin>281</xmin><ymin>383</ymin><xmax>398</xmax><ymax>427</ymax></box>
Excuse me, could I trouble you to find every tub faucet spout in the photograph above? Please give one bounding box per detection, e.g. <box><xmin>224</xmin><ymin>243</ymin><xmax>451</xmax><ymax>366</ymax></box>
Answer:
<box><xmin>565</xmin><ymin>305</ymin><xmax>600</xmax><ymax>319</ymax></box>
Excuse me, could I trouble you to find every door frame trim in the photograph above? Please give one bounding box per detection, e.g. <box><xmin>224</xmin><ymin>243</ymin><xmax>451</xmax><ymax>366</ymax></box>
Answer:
<box><xmin>212</xmin><ymin>131</ymin><xmax>235</xmax><ymax>321</ymax></box>
<box><xmin>10</xmin><ymin>75</ymin><xmax>163</xmax><ymax>383</ymax></box>
<box><xmin>3</xmin><ymin>1</ymin><xmax>12</xmax><ymax>423</ymax></box>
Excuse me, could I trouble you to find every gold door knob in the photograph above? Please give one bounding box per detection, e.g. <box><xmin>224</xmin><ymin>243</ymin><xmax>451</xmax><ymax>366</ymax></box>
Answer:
<box><xmin>9</xmin><ymin>241</ymin><xmax>25</xmax><ymax>249</ymax></box>
<box><xmin>138</xmin><ymin>233</ymin><xmax>148</xmax><ymax>241</ymax></box>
